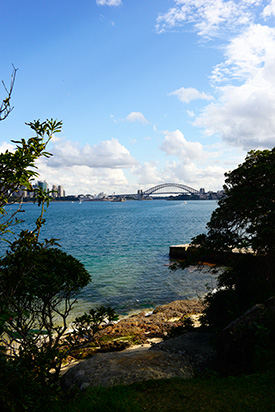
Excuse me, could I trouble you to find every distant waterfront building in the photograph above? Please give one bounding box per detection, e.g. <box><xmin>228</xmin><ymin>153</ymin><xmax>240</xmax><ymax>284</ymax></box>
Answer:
<box><xmin>10</xmin><ymin>180</ymin><xmax>67</xmax><ymax>200</ymax></box>
<box><xmin>51</xmin><ymin>184</ymin><xmax>65</xmax><ymax>197</ymax></box>
<box><xmin>52</xmin><ymin>184</ymin><xmax>58</xmax><ymax>197</ymax></box>
<box><xmin>58</xmin><ymin>185</ymin><xmax>65</xmax><ymax>197</ymax></box>
<box><xmin>37</xmin><ymin>180</ymin><xmax>48</xmax><ymax>192</ymax></box>
<box><xmin>97</xmin><ymin>192</ymin><xmax>105</xmax><ymax>199</ymax></box>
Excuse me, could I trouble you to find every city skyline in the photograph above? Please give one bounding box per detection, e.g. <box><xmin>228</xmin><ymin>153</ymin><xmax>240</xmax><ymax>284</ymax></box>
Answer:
<box><xmin>0</xmin><ymin>1</ymin><xmax>275</xmax><ymax>195</ymax></box>
<box><xmin>18</xmin><ymin>181</ymin><xmax>65</xmax><ymax>199</ymax></box>
<box><xmin>19</xmin><ymin>179</ymin><xmax>222</xmax><ymax>200</ymax></box>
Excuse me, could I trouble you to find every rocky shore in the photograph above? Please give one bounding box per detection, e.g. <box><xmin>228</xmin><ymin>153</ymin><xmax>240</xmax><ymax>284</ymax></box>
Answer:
<box><xmin>67</xmin><ymin>298</ymin><xmax>206</xmax><ymax>358</ymax></box>
<box><xmin>103</xmin><ymin>298</ymin><xmax>205</xmax><ymax>343</ymax></box>
<box><xmin>61</xmin><ymin>298</ymin><xmax>214</xmax><ymax>389</ymax></box>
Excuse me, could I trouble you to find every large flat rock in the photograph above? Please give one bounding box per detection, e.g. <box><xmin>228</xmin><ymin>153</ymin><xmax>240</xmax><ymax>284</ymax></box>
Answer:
<box><xmin>61</xmin><ymin>347</ymin><xmax>194</xmax><ymax>390</ymax></box>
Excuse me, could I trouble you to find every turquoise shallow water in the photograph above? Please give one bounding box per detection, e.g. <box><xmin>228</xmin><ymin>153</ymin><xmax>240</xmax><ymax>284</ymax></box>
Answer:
<box><xmin>4</xmin><ymin>200</ymin><xmax>218</xmax><ymax>316</ymax></box>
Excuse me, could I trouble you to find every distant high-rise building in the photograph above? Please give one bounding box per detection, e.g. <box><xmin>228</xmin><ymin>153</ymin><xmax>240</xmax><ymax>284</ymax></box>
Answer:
<box><xmin>51</xmin><ymin>184</ymin><xmax>65</xmax><ymax>197</ymax></box>
<box><xmin>58</xmin><ymin>185</ymin><xmax>65</xmax><ymax>197</ymax></box>
<box><xmin>52</xmin><ymin>184</ymin><xmax>58</xmax><ymax>197</ymax></box>
<box><xmin>37</xmin><ymin>180</ymin><xmax>48</xmax><ymax>192</ymax></box>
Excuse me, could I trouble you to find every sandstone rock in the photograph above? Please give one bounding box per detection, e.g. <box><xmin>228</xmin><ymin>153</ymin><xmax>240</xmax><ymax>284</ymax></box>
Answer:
<box><xmin>61</xmin><ymin>348</ymin><xmax>194</xmax><ymax>390</ymax></box>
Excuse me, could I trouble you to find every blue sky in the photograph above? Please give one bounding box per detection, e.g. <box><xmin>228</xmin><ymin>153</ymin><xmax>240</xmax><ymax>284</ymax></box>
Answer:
<box><xmin>1</xmin><ymin>0</ymin><xmax>275</xmax><ymax>195</ymax></box>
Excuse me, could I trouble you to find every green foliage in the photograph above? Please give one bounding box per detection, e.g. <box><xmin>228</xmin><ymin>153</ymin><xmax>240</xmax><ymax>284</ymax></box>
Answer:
<box><xmin>201</xmin><ymin>288</ymin><xmax>242</xmax><ymax>330</ymax></box>
<box><xmin>187</xmin><ymin>148</ymin><xmax>275</xmax><ymax>333</ymax></box>
<box><xmin>202</xmin><ymin>148</ymin><xmax>275</xmax><ymax>267</ymax></box>
<box><xmin>201</xmin><ymin>255</ymin><xmax>272</xmax><ymax>329</ymax></box>
<box><xmin>67</xmin><ymin>306</ymin><xmax>118</xmax><ymax>349</ymax></box>
<box><xmin>0</xmin><ymin>119</ymin><xmax>63</xmax><ymax>337</ymax></box>
<box><xmin>0</xmin><ymin>118</ymin><xmax>62</xmax><ymax>238</ymax></box>
<box><xmin>1</xmin><ymin>244</ymin><xmax>91</xmax><ymax>378</ymax></box>
<box><xmin>0</xmin><ymin>116</ymin><xmax>121</xmax><ymax>411</ymax></box>
<box><xmin>0</xmin><ymin>118</ymin><xmax>115</xmax><ymax>410</ymax></box>
<box><xmin>191</xmin><ymin>149</ymin><xmax>275</xmax><ymax>258</ymax></box>
<box><xmin>0</xmin><ymin>352</ymin><xmax>61</xmax><ymax>412</ymax></box>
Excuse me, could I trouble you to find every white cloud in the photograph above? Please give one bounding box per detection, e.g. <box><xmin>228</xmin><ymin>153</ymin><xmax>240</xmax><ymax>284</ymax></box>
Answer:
<box><xmin>155</xmin><ymin>0</ymin><xmax>262</xmax><ymax>37</ymax></box>
<box><xmin>130</xmin><ymin>156</ymin><xmax>226</xmax><ymax>192</ymax></box>
<box><xmin>211</xmin><ymin>24</ymin><xmax>275</xmax><ymax>82</ymax></box>
<box><xmin>263</xmin><ymin>0</ymin><xmax>275</xmax><ymax>17</ymax></box>
<box><xmin>163</xmin><ymin>160</ymin><xmax>226</xmax><ymax>191</ymax></box>
<box><xmin>0</xmin><ymin>142</ymin><xmax>16</xmax><ymax>153</ymax></box>
<box><xmin>49</xmin><ymin>137</ymin><xmax>137</xmax><ymax>169</ymax></box>
<box><xmin>37</xmin><ymin>161</ymin><xmax>129</xmax><ymax>196</ymax></box>
<box><xmin>156</xmin><ymin>1</ymin><xmax>275</xmax><ymax>151</ymax></box>
<box><xmin>187</xmin><ymin>110</ymin><xmax>195</xmax><ymax>118</ymax></box>
<box><xmin>169</xmin><ymin>87</ymin><xmax>213</xmax><ymax>103</ymax></box>
<box><xmin>96</xmin><ymin>0</ymin><xmax>122</xmax><ymax>6</ymax></box>
<box><xmin>125</xmin><ymin>112</ymin><xmax>150</xmax><ymax>124</ymax></box>
<box><xmin>126</xmin><ymin>129</ymin><xmax>237</xmax><ymax>192</ymax></box>
<box><xmin>154</xmin><ymin>128</ymin><xmax>237</xmax><ymax>191</ymax></box>
<box><xmin>35</xmin><ymin>136</ymin><xmax>138</xmax><ymax>194</ymax></box>
<box><xmin>131</xmin><ymin>162</ymin><xmax>162</xmax><ymax>187</ymax></box>
<box><xmin>195</xmin><ymin>24</ymin><xmax>275</xmax><ymax>150</ymax></box>
<box><xmin>160</xmin><ymin>129</ymin><xmax>204</xmax><ymax>160</ymax></box>
<box><xmin>195</xmin><ymin>84</ymin><xmax>275</xmax><ymax>149</ymax></box>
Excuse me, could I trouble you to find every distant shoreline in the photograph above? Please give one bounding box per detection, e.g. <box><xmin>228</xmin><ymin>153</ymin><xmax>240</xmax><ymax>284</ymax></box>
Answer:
<box><xmin>8</xmin><ymin>197</ymin><xmax>219</xmax><ymax>204</ymax></box>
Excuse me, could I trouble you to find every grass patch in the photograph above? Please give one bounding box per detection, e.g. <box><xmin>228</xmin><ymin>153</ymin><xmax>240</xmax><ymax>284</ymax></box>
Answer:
<box><xmin>99</xmin><ymin>334</ymin><xmax>137</xmax><ymax>344</ymax></box>
<box><xmin>53</xmin><ymin>371</ymin><xmax>274</xmax><ymax>412</ymax></box>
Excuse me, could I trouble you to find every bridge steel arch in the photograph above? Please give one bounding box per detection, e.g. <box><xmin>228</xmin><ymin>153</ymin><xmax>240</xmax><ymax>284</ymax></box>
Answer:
<box><xmin>143</xmin><ymin>183</ymin><xmax>199</xmax><ymax>196</ymax></box>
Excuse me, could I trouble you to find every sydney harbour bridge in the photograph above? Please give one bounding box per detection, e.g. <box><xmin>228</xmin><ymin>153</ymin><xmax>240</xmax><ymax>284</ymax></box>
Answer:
<box><xmin>118</xmin><ymin>183</ymin><xmax>200</xmax><ymax>200</ymax></box>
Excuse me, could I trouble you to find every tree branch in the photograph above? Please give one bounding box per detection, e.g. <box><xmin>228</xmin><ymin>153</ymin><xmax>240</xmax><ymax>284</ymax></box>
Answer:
<box><xmin>0</xmin><ymin>65</ymin><xmax>18</xmax><ymax>121</ymax></box>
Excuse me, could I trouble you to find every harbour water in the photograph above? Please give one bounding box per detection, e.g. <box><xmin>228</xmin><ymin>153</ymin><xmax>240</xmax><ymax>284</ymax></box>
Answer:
<box><xmin>4</xmin><ymin>200</ymin><xmax>218</xmax><ymax>316</ymax></box>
